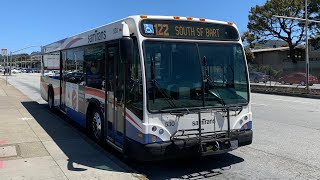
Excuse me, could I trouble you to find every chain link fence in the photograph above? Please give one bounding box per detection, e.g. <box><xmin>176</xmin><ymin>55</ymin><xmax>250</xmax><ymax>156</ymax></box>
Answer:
<box><xmin>248</xmin><ymin>63</ymin><xmax>320</xmax><ymax>96</ymax></box>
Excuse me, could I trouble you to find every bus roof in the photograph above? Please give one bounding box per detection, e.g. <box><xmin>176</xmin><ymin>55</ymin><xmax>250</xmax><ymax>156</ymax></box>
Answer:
<box><xmin>42</xmin><ymin>15</ymin><xmax>239</xmax><ymax>54</ymax></box>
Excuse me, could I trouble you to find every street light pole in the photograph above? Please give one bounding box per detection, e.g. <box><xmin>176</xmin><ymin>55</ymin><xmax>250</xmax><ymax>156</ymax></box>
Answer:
<box><xmin>9</xmin><ymin>51</ymin><xmax>12</xmax><ymax>76</ymax></box>
<box><xmin>305</xmin><ymin>0</ymin><xmax>310</xmax><ymax>92</ymax></box>
<box><xmin>273</xmin><ymin>0</ymin><xmax>319</xmax><ymax>92</ymax></box>
<box><xmin>5</xmin><ymin>45</ymin><xmax>40</xmax><ymax>85</ymax></box>
<box><xmin>6</xmin><ymin>55</ymin><xmax>8</xmax><ymax>85</ymax></box>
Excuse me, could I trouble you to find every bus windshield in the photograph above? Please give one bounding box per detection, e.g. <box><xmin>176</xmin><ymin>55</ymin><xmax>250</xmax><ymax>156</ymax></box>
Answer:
<box><xmin>144</xmin><ymin>40</ymin><xmax>249</xmax><ymax>112</ymax></box>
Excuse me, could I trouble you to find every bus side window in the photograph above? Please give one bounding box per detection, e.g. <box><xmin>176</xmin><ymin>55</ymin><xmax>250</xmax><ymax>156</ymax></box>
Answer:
<box><xmin>84</xmin><ymin>44</ymin><xmax>105</xmax><ymax>89</ymax></box>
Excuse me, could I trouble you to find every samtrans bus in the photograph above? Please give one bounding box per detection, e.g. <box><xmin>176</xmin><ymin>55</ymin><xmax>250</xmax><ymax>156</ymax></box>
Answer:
<box><xmin>40</xmin><ymin>15</ymin><xmax>252</xmax><ymax>160</ymax></box>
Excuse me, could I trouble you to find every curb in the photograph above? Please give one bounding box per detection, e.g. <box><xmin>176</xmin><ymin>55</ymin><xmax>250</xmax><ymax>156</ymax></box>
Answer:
<box><xmin>251</xmin><ymin>89</ymin><xmax>320</xmax><ymax>99</ymax></box>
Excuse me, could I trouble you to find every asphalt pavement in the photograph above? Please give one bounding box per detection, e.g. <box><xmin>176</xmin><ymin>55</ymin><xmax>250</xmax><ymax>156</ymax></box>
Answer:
<box><xmin>2</xmin><ymin>73</ymin><xmax>320</xmax><ymax>179</ymax></box>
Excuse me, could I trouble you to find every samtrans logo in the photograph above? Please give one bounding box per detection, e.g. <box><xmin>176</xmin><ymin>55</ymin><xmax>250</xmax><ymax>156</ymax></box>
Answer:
<box><xmin>88</xmin><ymin>29</ymin><xmax>106</xmax><ymax>43</ymax></box>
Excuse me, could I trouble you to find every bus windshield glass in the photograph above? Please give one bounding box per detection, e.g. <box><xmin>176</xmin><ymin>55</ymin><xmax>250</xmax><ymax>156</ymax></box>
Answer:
<box><xmin>144</xmin><ymin>41</ymin><xmax>249</xmax><ymax>112</ymax></box>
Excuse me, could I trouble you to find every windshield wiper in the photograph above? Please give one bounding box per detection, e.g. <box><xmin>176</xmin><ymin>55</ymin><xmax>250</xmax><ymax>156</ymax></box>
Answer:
<box><xmin>196</xmin><ymin>47</ymin><xmax>226</xmax><ymax>107</ymax></box>
<box><xmin>207</xmin><ymin>89</ymin><xmax>225</xmax><ymax>106</ymax></box>
<box><xmin>150</xmin><ymin>56</ymin><xmax>177</xmax><ymax>109</ymax></box>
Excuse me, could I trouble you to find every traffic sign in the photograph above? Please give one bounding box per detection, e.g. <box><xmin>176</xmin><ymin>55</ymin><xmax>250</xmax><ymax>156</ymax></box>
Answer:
<box><xmin>1</xmin><ymin>49</ymin><xmax>7</xmax><ymax>56</ymax></box>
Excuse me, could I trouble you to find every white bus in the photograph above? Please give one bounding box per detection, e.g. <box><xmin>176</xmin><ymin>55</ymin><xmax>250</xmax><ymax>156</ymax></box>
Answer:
<box><xmin>41</xmin><ymin>15</ymin><xmax>252</xmax><ymax>160</ymax></box>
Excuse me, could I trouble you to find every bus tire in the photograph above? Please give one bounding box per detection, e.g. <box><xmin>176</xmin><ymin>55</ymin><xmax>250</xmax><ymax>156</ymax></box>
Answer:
<box><xmin>89</xmin><ymin>106</ymin><xmax>104</xmax><ymax>143</ymax></box>
<box><xmin>48</xmin><ymin>88</ymin><xmax>54</xmax><ymax>111</ymax></box>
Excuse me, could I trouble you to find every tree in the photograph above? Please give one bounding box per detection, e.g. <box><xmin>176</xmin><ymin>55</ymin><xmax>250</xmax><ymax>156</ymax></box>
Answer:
<box><xmin>244</xmin><ymin>48</ymin><xmax>255</xmax><ymax>64</ymax></box>
<box><xmin>308</xmin><ymin>0</ymin><xmax>320</xmax><ymax>36</ymax></box>
<box><xmin>248</xmin><ymin>0</ymin><xmax>310</xmax><ymax>63</ymax></box>
<box><xmin>242</xmin><ymin>31</ymin><xmax>255</xmax><ymax>48</ymax></box>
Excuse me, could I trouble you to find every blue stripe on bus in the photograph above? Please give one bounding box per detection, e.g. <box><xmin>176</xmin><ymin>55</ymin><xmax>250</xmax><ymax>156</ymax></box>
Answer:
<box><xmin>66</xmin><ymin>107</ymin><xmax>86</xmax><ymax>127</ymax></box>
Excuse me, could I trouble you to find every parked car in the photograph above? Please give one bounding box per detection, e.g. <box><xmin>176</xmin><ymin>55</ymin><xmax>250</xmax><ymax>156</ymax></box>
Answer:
<box><xmin>43</xmin><ymin>70</ymin><xmax>55</xmax><ymax>76</ymax></box>
<box><xmin>279</xmin><ymin>72</ymin><xmax>318</xmax><ymax>86</ymax></box>
<box><xmin>11</xmin><ymin>69</ymin><xmax>21</xmax><ymax>74</ymax></box>
<box><xmin>249</xmin><ymin>72</ymin><xmax>270</xmax><ymax>83</ymax></box>
<box><xmin>32</xmin><ymin>68</ymin><xmax>40</xmax><ymax>73</ymax></box>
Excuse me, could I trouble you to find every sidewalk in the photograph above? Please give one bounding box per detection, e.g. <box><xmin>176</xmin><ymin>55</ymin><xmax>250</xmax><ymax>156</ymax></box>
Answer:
<box><xmin>0</xmin><ymin>78</ymin><xmax>143</xmax><ymax>180</ymax></box>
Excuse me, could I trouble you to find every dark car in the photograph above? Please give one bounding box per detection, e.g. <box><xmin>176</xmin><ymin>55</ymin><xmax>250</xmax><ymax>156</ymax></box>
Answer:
<box><xmin>63</xmin><ymin>72</ymin><xmax>84</xmax><ymax>83</ymax></box>
<box><xmin>279</xmin><ymin>72</ymin><xmax>318</xmax><ymax>86</ymax></box>
<box><xmin>32</xmin><ymin>68</ymin><xmax>40</xmax><ymax>73</ymax></box>
<box><xmin>249</xmin><ymin>72</ymin><xmax>270</xmax><ymax>83</ymax></box>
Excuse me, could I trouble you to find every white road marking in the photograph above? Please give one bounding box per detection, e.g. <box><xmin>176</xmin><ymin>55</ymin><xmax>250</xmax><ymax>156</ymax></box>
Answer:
<box><xmin>251</xmin><ymin>103</ymin><xmax>267</xmax><ymax>106</ymax></box>
<box><xmin>21</xmin><ymin>117</ymin><xmax>33</xmax><ymax>121</ymax></box>
<box><xmin>270</xmin><ymin>98</ymin><xmax>313</xmax><ymax>104</ymax></box>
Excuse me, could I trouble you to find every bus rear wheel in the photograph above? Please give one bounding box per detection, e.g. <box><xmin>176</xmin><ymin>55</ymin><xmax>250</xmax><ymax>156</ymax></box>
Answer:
<box><xmin>89</xmin><ymin>107</ymin><xmax>104</xmax><ymax>143</ymax></box>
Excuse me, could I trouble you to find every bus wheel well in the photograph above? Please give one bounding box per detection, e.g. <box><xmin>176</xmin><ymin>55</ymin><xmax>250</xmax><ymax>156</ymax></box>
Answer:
<box><xmin>86</xmin><ymin>101</ymin><xmax>100</xmax><ymax>128</ymax></box>
<box><xmin>86</xmin><ymin>101</ymin><xmax>104</xmax><ymax>142</ymax></box>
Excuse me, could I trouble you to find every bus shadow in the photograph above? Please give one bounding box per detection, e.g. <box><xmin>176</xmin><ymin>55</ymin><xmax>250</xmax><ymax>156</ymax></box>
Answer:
<box><xmin>21</xmin><ymin>101</ymin><xmax>133</xmax><ymax>173</ymax></box>
<box><xmin>123</xmin><ymin>148</ymin><xmax>244</xmax><ymax>179</ymax></box>
<box><xmin>21</xmin><ymin>101</ymin><xmax>244</xmax><ymax>178</ymax></box>
<box><xmin>126</xmin><ymin>153</ymin><xmax>244</xmax><ymax>179</ymax></box>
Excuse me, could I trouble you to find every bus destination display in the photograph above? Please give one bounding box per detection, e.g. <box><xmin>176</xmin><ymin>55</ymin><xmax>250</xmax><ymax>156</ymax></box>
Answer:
<box><xmin>141</xmin><ymin>20</ymin><xmax>239</xmax><ymax>41</ymax></box>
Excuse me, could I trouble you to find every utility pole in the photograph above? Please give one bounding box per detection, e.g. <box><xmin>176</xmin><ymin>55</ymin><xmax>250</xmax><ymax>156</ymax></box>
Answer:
<box><xmin>1</xmin><ymin>48</ymin><xmax>8</xmax><ymax>85</ymax></box>
<box><xmin>273</xmin><ymin>0</ymin><xmax>320</xmax><ymax>93</ymax></box>
<box><xmin>305</xmin><ymin>0</ymin><xmax>309</xmax><ymax>92</ymax></box>
<box><xmin>4</xmin><ymin>45</ymin><xmax>40</xmax><ymax>85</ymax></box>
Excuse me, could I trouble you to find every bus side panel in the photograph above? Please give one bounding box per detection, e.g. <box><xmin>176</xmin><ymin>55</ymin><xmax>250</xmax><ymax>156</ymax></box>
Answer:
<box><xmin>84</xmin><ymin>87</ymin><xmax>105</xmax><ymax>127</ymax></box>
<box><xmin>125</xmin><ymin>109</ymin><xmax>146</xmax><ymax>144</ymax></box>
<box><xmin>40</xmin><ymin>76</ymin><xmax>61</xmax><ymax>107</ymax></box>
<box><xmin>125</xmin><ymin>109</ymin><xmax>163</xmax><ymax>145</ymax></box>
<box><xmin>64</xmin><ymin>83</ymin><xmax>87</xmax><ymax>127</ymax></box>
<box><xmin>40</xmin><ymin>76</ymin><xmax>48</xmax><ymax>101</ymax></box>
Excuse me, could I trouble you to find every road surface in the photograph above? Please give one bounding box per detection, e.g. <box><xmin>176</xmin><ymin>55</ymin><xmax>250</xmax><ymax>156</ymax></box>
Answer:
<box><xmin>3</xmin><ymin>73</ymin><xmax>320</xmax><ymax>179</ymax></box>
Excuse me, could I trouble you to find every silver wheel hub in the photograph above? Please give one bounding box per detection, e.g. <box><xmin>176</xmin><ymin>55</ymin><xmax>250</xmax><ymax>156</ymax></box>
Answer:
<box><xmin>92</xmin><ymin>112</ymin><xmax>102</xmax><ymax>139</ymax></box>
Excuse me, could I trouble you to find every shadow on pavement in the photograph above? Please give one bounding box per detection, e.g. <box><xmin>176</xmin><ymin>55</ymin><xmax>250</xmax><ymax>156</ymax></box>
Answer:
<box><xmin>21</xmin><ymin>101</ymin><xmax>132</xmax><ymax>173</ymax></box>
<box><xmin>126</xmin><ymin>153</ymin><xmax>244</xmax><ymax>179</ymax></box>
<box><xmin>21</xmin><ymin>101</ymin><xmax>244</xmax><ymax>179</ymax></box>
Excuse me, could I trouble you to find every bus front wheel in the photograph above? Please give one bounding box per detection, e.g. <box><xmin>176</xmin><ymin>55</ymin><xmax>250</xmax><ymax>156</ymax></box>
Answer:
<box><xmin>89</xmin><ymin>107</ymin><xmax>104</xmax><ymax>143</ymax></box>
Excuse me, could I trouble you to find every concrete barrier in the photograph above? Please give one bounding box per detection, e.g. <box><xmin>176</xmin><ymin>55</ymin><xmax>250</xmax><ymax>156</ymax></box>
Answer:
<box><xmin>250</xmin><ymin>84</ymin><xmax>320</xmax><ymax>99</ymax></box>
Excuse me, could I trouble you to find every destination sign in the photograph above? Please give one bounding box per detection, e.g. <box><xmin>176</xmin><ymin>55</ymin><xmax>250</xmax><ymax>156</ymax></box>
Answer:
<box><xmin>140</xmin><ymin>19</ymin><xmax>239</xmax><ymax>41</ymax></box>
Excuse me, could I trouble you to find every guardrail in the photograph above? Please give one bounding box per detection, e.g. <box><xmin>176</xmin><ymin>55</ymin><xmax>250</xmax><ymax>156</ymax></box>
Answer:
<box><xmin>250</xmin><ymin>83</ymin><xmax>320</xmax><ymax>99</ymax></box>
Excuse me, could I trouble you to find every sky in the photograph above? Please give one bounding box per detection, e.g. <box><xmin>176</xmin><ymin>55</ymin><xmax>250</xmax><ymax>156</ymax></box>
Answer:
<box><xmin>0</xmin><ymin>0</ymin><xmax>266</xmax><ymax>54</ymax></box>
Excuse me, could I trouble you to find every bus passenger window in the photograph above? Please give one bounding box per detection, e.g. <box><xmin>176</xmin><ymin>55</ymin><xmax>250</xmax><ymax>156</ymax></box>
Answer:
<box><xmin>84</xmin><ymin>44</ymin><xmax>105</xmax><ymax>89</ymax></box>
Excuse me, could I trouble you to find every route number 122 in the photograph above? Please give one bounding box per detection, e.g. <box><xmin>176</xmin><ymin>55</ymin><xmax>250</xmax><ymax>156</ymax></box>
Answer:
<box><xmin>154</xmin><ymin>24</ymin><xmax>169</xmax><ymax>36</ymax></box>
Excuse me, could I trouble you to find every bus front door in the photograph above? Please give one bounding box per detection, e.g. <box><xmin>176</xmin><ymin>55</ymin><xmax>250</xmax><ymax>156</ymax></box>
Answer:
<box><xmin>105</xmin><ymin>42</ymin><xmax>125</xmax><ymax>148</ymax></box>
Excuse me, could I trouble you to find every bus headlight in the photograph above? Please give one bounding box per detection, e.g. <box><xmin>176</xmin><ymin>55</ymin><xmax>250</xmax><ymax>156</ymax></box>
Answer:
<box><xmin>152</xmin><ymin>126</ymin><xmax>157</xmax><ymax>132</ymax></box>
<box><xmin>159</xmin><ymin>129</ymin><xmax>164</xmax><ymax>135</ymax></box>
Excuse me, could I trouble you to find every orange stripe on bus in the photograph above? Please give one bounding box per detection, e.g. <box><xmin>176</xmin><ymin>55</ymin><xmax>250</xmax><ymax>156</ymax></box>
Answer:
<box><xmin>125</xmin><ymin>112</ymin><xmax>142</xmax><ymax>129</ymax></box>
<box><xmin>85</xmin><ymin>87</ymin><xmax>105</xmax><ymax>99</ymax></box>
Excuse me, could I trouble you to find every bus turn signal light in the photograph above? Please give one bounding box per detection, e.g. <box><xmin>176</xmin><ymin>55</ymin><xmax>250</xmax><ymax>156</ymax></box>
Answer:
<box><xmin>140</xmin><ymin>15</ymin><xmax>147</xmax><ymax>19</ymax></box>
<box><xmin>199</xmin><ymin>18</ymin><xmax>205</xmax><ymax>22</ymax></box>
<box><xmin>174</xmin><ymin>16</ymin><xmax>180</xmax><ymax>20</ymax></box>
<box><xmin>187</xmin><ymin>17</ymin><xmax>193</xmax><ymax>20</ymax></box>
<box><xmin>152</xmin><ymin>135</ymin><xmax>157</xmax><ymax>142</ymax></box>
<box><xmin>227</xmin><ymin>22</ymin><xmax>234</xmax><ymax>25</ymax></box>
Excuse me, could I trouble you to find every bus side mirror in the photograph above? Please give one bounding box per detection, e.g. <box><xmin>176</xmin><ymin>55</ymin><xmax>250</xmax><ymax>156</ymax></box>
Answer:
<box><xmin>120</xmin><ymin>37</ymin><xmax>133</xmax><ymax>64</ymax></box>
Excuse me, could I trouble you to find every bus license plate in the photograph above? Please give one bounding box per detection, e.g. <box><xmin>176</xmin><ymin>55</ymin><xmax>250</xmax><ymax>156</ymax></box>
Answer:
<box><xmin>230</xmin><ymin>140</ymin><xmax>238</xmax><ymax>149</ymax></box>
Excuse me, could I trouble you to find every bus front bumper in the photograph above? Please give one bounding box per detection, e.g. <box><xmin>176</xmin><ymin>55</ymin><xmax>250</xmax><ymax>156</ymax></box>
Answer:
<box><xmin>126</xmin><ymin>129</ymin><xmax>252</xmax><ymax>161</ymax></box>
